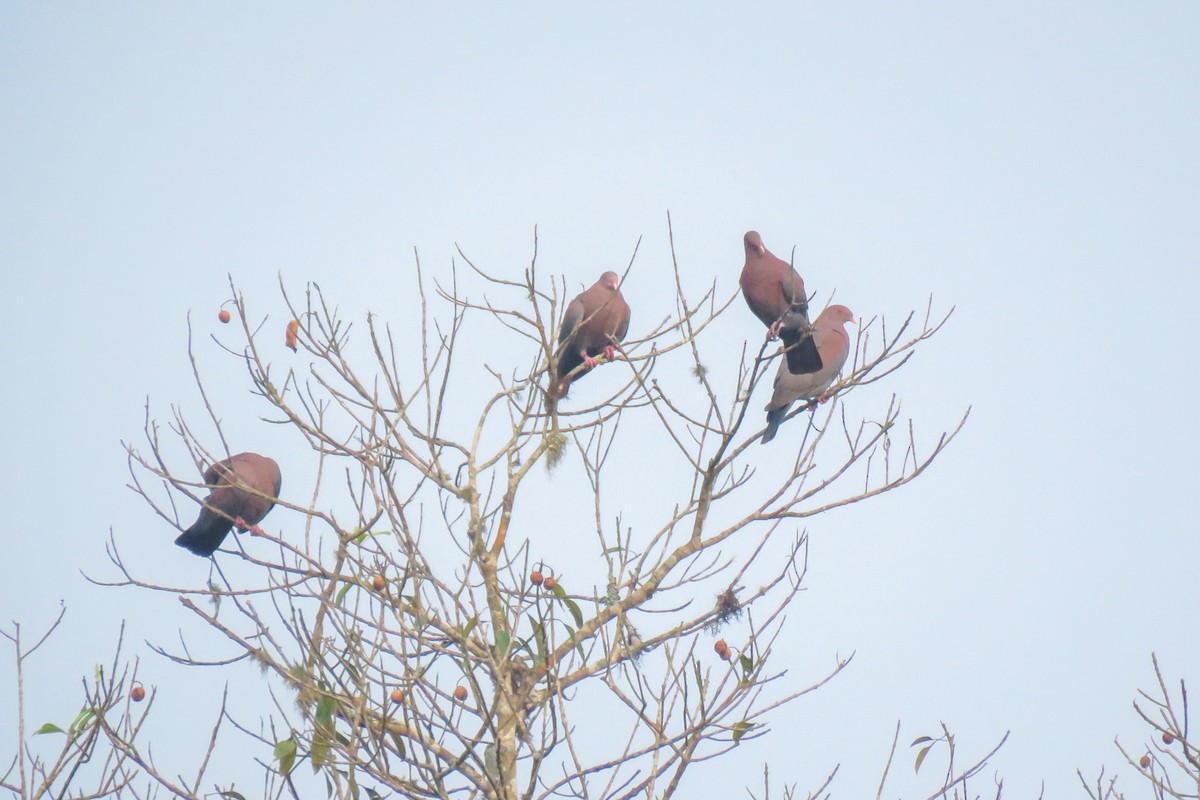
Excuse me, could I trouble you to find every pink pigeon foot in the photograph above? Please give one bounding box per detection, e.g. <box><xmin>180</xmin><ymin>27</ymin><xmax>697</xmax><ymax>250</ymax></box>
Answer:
<box><xmin>766</xmin><ymin>320</ymin><xmax>782</xmax><ymax>340</ymax></box>
<box><xmin>234</xmin><ymin>516</ymin><xmax>248</xmax><ymax>530</ymax></box>
<box><xmin>583</xmin><ymin>354</ymin><xmax>600</xmax><ymax>369</ymax></box>
<box><xmin>604</xmin><ymin>345</ymin><xmax>617</xmax><ymax>361</ymax></box>
<box><xmin>249</xmin><ymin>524</ymin><xmax>265</xmax><ymax>536</ymax></box>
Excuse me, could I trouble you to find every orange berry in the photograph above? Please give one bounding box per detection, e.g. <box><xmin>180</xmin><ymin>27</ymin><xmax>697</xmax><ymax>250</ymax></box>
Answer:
<box><xmin>530</xmin><ymin>570</ymin><xmax>544</xmax><ymax>586</ymax></box>
<box><xmin>390</xmin><ymin>688</ymin><xmax>404</xmax><ymax>704</ymax></box>
<box><xmin>453</xmin><ymin>685</ymin><xmax>468</xmax><ymax>701</ymax></box>
<box><xmin>130</xmin><ymin>684</ymin><xmax>146</xmax><ymax>702</ymax></box>
<box><xmin>1163</xmin><ymin>732</ymin><xmax>1175</xmax><ymax>744</ymax></box>
<box><xmin>218</xmin><ymin>309</ymin><xmax>231</xmax><ymax>324</ymax></box>
<box><xmin>1140</xmin><ymin>754</ymin><xmax>1151</xmax><ymax>769</ymax></box>
<box><xmin>543</xmin><ymin>576</ymin><xmax>558</xmax><ymax>590</ymax></box>
<box><xmin>714</xmin><ymin>639</ymin><xmax>730</xmax><ymax>660</ymax></box>
<box><xmin>371</xmin><ymin>575</ymin><xmax>386</xmax><ymax>592</ymax></box>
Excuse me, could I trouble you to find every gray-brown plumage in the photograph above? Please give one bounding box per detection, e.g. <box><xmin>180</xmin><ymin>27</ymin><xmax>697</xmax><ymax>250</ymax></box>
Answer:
<box><xmin>740</xmin><ymin>231</ymin><xmax>822</xmax><ymax>374</ymax></box>
<box><xmin>175</xmin><ymin>452</ymin><xmax>282</xmax><ymax>556</ymax></box>
<box><xmin>761</xmin><ymin>305</ymin><xmax>855</xmax><ymax>444</ymax></box>
<box><xmin>550</xmin><ymin>271</ymin><xmax>630</xmax><ymax>399</ymax></box>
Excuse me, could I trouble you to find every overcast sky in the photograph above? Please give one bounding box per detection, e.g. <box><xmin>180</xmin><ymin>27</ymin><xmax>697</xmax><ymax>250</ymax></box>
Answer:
<box><xmin>2</xmin><ymin>4</ymin><xmax>1198</xmax><ymax>798</ymax></box>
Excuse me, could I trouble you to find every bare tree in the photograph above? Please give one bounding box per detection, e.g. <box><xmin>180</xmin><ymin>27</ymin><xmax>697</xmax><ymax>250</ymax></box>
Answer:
<box><xmin>1080</xmin><ymin>655</ymin><xmax>1199</xmax><ymax>800</ymax></box>
<box><xmin>77</xmin><ymin>224</ymin><xmax>991</xmax><ymax>799</ymax></box>
<box><xmin>1</xmin><ymin>611</ymin><xmax>163</xmax><ymax>800</ymax></box>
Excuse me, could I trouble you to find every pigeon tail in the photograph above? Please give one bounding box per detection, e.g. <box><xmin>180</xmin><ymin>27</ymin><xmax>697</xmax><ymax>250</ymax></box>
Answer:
<box><xmin>551</xmin><ymin>348</ymin><xmax>597</xmax><ymax>400</ymax></box>
<box><xmin>174</xmin><ymin>509</ymin><xmax>233</xmax><ymax>557</ymax></box>
<box><xmin>761</xmin><ymin>405</ymin><xmax>791</xmax><ymax>445</ymax></box>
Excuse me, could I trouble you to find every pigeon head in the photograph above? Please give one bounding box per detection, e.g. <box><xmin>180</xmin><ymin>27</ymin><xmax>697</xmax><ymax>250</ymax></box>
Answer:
<box><xmin>819</xmin><ymin>304</ymin><xmax>856</xmax><ymax>328</ymax></box>
<box><xmin>743</xmin><ymin>231</ymin><xmax>766</xmax><ymax>257</ymax></box>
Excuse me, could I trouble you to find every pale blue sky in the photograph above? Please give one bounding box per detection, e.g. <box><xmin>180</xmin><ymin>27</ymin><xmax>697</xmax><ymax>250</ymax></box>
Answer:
<box><xmin>2</xmin><ymin>4</ymin><xmax>1198</xmax><ymax>797</ymax></box>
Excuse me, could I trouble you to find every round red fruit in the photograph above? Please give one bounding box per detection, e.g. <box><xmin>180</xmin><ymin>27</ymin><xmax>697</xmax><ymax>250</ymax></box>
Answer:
<box><xmin>1163</xmin><ymin>732</ymin><xmax>1175</xmax><ymax>744</ymax></box>
<box><xmin>371</xmin><ymin>575</ymin><xmax>386</xmax><ymax>591</ymax></box>
<box><xmin>1140</xmin><ymin>754</ymin><xmax>1151</xmax><ymax>769</ymax></box>
<box><xmin>218</xmin><ymin>309</ymin><xmax>231</xmax><ymax>323</ymax></box>
<box><xmin>530</xmin><ymin>570</ymin><xmax>544</xmax><ymax>586</ymax></box>
<box><xmin>453</xmin><ymin>685</ymin><xmax>468</xmax><ymax>701</ymax></box>
<box><xmin>130</xmin><ymin>685</ymin><xmax>146</xmax><ymax>702</ymax></box>
<box><xmin>543</xmin><ymin>576</ymin><xmax>558</xmax><ymax>590</ymax></box>
<box><xmin>390</xmin><ymin>688</ymin><xmax>404</xmax><ymax>704</ymax></box>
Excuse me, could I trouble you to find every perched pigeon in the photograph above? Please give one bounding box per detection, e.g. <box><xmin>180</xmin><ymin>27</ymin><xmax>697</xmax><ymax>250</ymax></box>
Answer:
<box><xmin>740</xmin><ymin>231</ymin><xmax>822</xmax><ymax>374</ymax></box>
<box><xmin>551</xmin><ymin>271</ymin><xmax>630</xmax><ymax>399</ymax></box>
<box><xmin>761</xmin><ymin>305</ymin><xmax>855</xmax><ymax>444</ymax></box>
<box><xmin>175</xmin><ymin>452</ymin><xmax>282</xmax><ymax>556</ymax></box>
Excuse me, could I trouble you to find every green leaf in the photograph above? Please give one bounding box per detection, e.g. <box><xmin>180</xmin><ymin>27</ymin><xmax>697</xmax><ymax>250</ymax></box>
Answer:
<box><xmin>531</xmin><ymin>620</ymin><xmax>547</xmax><ymax>664</ymax></box>
<box><xmin>739</xmin><ymin>653</ymin><xmax>753</xmax><ymax>674</ymax></box>
<box><xmin>33</xmin><ymin>723</ymin><xmax>65</xmax><ymax>736</ymax></box>
<box><xmin>564</xmin><ymin>627</ymin><xmax>586</xmax><ymax>661</ymax></box>
<box><xmin>911</xmin><ymin>735</ymin><xmax>933</xmax><ymax>746</ymax></box>
<box><xmin>914</xmin><ymin>744</ymin><xmax>932</xmax><ymax>774</ymax></box>
<box><xmin>551</xmin><ymin>584</ymin><xmax>584</xmax><ymax>627</ymax></box>
<box><xmin>494</xmin><ymin>629</ymin><xmax>510</xmax><ymax>656</ymax></box>
<box><xmin>335</xmin><ymin>582</ymin><xmax>352</xmax><ymax>606</ymax></box>
<box><xmin>353</xmin><ymin>528</ymin><xmax>391</xmax><ymax>544</ymax></box>
<box><xmin>566</xmin><ymin>600</ymin><xmax>583</xmax><ymax>627</ymax></box>
<box><xmin>68</xmin><ymin>708</ymin><xmax>96</xmax><ymax>736</ymax></box>
<box><xmin>311</xmin><ymin>731</ymin><xmax>331</xmax><ymax>772</ymax></box>
<box><xmin>732</xmin><ymin>721</ymin><xmax>755</xmax><ymax>743</ymax></box>
<box><xmin>315</xmin><ymin>696</ymin><xmax>336</xmax><ymax>730</ymax></box>
<box><xmin>365</xmin><ymin>788</ymin><xmax>383</xmax><ymax>800</ymax></box>
<box><xmin>462</xmin><ymin>616</ymin><xmax>478</xmax><ymax>638</ymax></box>
<box><xmin>275</xmin><ymin>737</ymin><xmax>298</xmax><ymax>774</ymax></box>
<box><xmin>217</xmin><ymin>792</ymin><xmax>247</xmax><ymax>800</ymax></box>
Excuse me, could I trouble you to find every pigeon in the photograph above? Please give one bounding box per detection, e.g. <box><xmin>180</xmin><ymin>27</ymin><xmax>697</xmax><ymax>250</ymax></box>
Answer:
<box><xmin>175</xmin><ymin>452</ymin><xmax>282</xmax><ymax>556</ymax></box>
<box><xmin>740</xmin><ymin>231</ymin><xmax>822</xmax><ymax>374</ymax></box>
<box><xmin>550</xmin><ymin>271</ymin><xmax>630</xmax><ymax>399</ymax></box>
<box><xmin>761</xmin><ymin>305</ymin><xmax>855</xmax><ymax>444</ymax></box>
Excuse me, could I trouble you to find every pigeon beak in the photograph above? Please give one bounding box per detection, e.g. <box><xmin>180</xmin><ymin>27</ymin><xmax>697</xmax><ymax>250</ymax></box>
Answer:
<box><xmin>755</xmin><ymin>245</ymin><xmax>766</xmax><ymax>256</ymax></box>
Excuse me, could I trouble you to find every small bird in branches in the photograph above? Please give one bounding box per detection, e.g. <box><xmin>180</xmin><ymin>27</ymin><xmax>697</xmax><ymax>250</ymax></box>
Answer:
<box><xmin>740</xmin><ymin>231</ymin><xmax>822</xmax><ymax>374</ymax></box>
<box><xmin>761</xmin><ymin>305</ymin><xmax>855</xmax><ymax>444</ymax></box>
<box><xmin>550</xmin><ymin>271</ymin><xmax>630</xmax><ymax>399</ymax></box>
<box><xmin>175</xmin><ymin>452</ymin><xmax>282</xmax><ymax>556</ymax></box>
